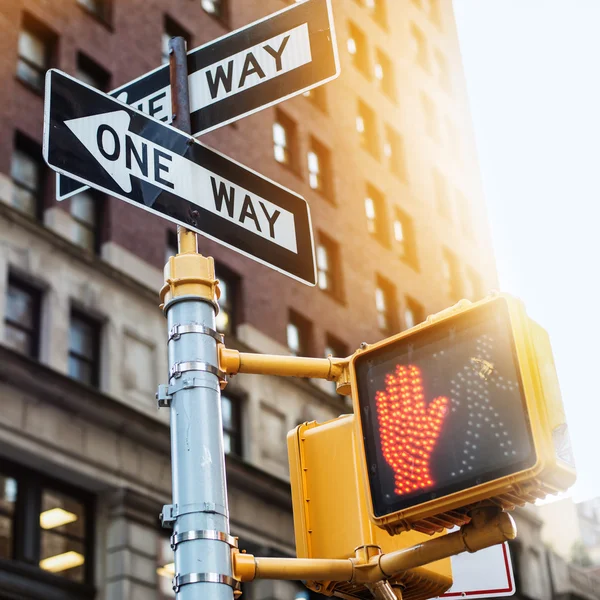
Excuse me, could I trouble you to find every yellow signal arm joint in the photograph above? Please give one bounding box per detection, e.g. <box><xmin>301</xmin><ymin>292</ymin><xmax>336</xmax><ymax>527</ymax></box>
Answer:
<box><xmin>232</xmin><ymin>507</ymin><xmax>515</xmax><ymax>584</ymax></box>
<box><xmin>219</xmin><ymin>347</ymin><xmax>352</xmax><ymax>394</ymax></box>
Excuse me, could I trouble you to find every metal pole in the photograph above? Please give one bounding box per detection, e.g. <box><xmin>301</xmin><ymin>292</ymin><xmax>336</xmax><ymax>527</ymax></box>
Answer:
<box><xmin>161</xmin><ymin>36</ymin><xmax>235</xmax><ymax>600</ymax></box>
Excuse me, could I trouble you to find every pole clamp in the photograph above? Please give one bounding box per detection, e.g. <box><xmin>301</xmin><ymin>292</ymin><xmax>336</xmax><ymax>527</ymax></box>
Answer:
<box><xmin>170</xmin><ymin>529</ymin><xmax>238</xmax><ymax>550</ymax></box>
<box><xmin>156</xmin><ymin>384</ymin><xmax>173</xmax><ymax>408</ymax></box>
<box><xmin>169</xmin><ymin>324</ymin><xmax>224</xmax><ymax>344</ymax></box>
<box><xmin>173</xmin><ymin>573</ymin><xmax>240</xmax><ymax>593</ymax></box>
<box><xmin>170</xmin><ymin>361</ymin><xmax>227</xmax><ymax>381</ymax></box>
<box><xmin>160</xmin><ymin>504</ymin><xmax>176</xmax><ymax>528</ymax></box>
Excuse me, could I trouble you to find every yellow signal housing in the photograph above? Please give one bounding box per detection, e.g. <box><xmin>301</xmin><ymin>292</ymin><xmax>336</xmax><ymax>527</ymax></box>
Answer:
<box><xmin>349</xmin><ymin>294</ymin><xmax>576</xmax><ymax>535</ymax></box>
<box><xmin>287</xmin><ymin>415</ymin><xmax>453</xmax><ymax>599</ymax></box>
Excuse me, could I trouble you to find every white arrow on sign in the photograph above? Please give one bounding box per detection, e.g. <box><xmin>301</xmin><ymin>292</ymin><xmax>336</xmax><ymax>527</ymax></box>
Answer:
<box><xmin>65</xmin><ymin>110</ymin><xmax>298</xmax><ymax>253</ymax></box>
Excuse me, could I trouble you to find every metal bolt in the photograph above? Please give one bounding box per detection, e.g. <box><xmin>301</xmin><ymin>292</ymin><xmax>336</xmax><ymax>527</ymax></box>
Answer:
<box><xmin>360</xmin><ymin>342</ymin><xmax>368</xmax><ymax>350</ymax></box>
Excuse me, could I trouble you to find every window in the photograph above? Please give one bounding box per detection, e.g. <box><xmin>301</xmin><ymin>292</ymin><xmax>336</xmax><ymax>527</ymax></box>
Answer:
<box><xmin>287</xmin><ymin>311</ymin><xmax>312</xmax><ymax>356</ymax></box>
<box><xmin>445</xmin><ymin>117</ymin><xmax>460</xmax><ymax>160</ymax></box>
<box><xmin>404</xmin><ymin>296</ymin><xmax>425</xmax><ymax>329</ymax></box>
<box><xmin>302</xmin><ymin>86</ymin><xmax>327</xmax><ymax>112</ymax></box>
<box><xmin>215</xmin><ymin>265</ymin><xmax>240</xmax><ymax>337</ymax></box>
<box><xmin>68</xmin><ymin>311</ymin><xmax>101</xmax><ymax>387</ymax></box>
<box><xmin>70</xmin><ymin>191</ymin><xmax>101</xmax><ymax>253</ymax></box>
<box><xmin>442</xmin><ymin>248</ymin><xmax>462</xmax><ymax>300</ymax></box>
<box><xmin>307</xmin><ymin>137</ymin><xmax>333</xmax><ymax>200</ymax></box>
<box><xmin>347</xmin><ymin>22</ymin><xmax>370</xmax><ymax>77</ymax></box>
<box><xmin>4</xmin><ymin>277</ymin><xmax>41</xmax><ymax>358</ymax></box>
<box><xmin>11</xmin><ymin>134</ymin><xmax>44</xmax><ymax>219</ymax></box>
<box><xmin>78</xmin><ymin>0</ymin><xmax>110</xmax><ymax>22</ymax></box>
<box><xmin>16</xmin><ymin>19</ymin><xmax>52</xmax><ymax>92</ymax></box>
<box><xmin>430</xmin><ymin>0</ymin><xmax>443</xmax><ymax>29</ymax></box>
<box><xmin>157</xmin><ymin>537</ymin><xmax>175</xmax><ymax>598</ymax></box>
<box><xmin>76</xmin><ymin>53</ymin><xmax>110</xmax><ymax>91</ymax></box>
<box><xmin>421</xmin><ymin>92</ymin><xmax>439</xmax><ymax>140</ymax></box>
<box><xmin>384</xmin><ymin>126</ymin><xmax>407</xmax><ymax>181</ymax></box>
<box><xmin>356</xmin><ymin>100</ymin><xmax>379</xmax><ymax>158</ymax></box>
<box><xmin>0</xmin><ymin>474</ymin><xmax>17</xmax><ymax>560</ymax></box>
<box><xmin>365</xmin><ymin>184</ymin><xmax>388</xmax><ymax>245</ymax></box>
<box><xmin>410</xmin><ymin>23</ymin><xmax>429</xmax><ymax>72</ymax></box>
<box><xmin>466</xmin><ymin>267</ymin><xmax>483</xmax><ymax>301</ymax></box>
<box><xmin>435</xmin><ymin>50</ymin><xmax>451</xmax><ymax>92</ymax></box>
<box><xmin>375</xmin><ymin>275</ymin><xmax>397</xmax><ymax>335</ymax></box>
<box><xmin>0</xmin><ymin>463</ymin><xmax>92</xmax><ymax>586</ymax></box>
<box><xmin>325</xmin><ymin>333</ymin><xmax>348</xmax><ymax>360</ymax></box>
<box><xmin>375</xmin><ymin>49</ymin><xmax>395</xmax><ymax>101</ymax></box>
<box><xmin>365</xmin><ymin>0</ymin><xmax>387</xmax><ymax>28</ymax></box>
<box><xmin>393</xmin><ymin>208</ymin><xmax>418</xmax><ymax>269</ymax></box>
<box><xmin>273</xmin><ymin>110</ymin><xmax>299</xmax><ymax>172</ymax></box>
<box><xmin>201</xmin><ymin>0</ymin><xmax>226</xmax><ymax>20</ymax></box>
<box><xmin>221</xmin><ymin>393</ymin><xmax>242</xmax><ymax>456</ymax></box>
<box><xmin>433</xmin><ymin>168</ymin><xmax>451</xmax><ymax>218</ymax></box>
<box><xmin>455</xmin><ymin>190</ymin><xmax>473</xmax><ymax>238</ymax></box>
<box><xmin>162</xmin><ymin>17</ymin><xmax>191</xmax><ymax>65</ymax></box>
<box><xmin>165</xmin><ymin>229</ymin><xmax>178</xmax><ymax>264</ymax></box>
<box><xmin>316</xmin><ymin>233</ymin><xmax>343</xmax><ymax>301</ymax></box>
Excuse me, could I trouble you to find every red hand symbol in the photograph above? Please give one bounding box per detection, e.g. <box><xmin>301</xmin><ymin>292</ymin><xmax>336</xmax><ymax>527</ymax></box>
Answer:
<box><xmin>375</xmin><ymin>364</ymin><xmax>449</xmax><ymax>496</ymax></box>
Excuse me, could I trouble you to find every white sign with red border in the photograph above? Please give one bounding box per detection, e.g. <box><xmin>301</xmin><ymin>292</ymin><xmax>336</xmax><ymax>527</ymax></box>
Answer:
<box><xmin>438</xmin><ymin>542</ymin><xmax>515</xmax><ymax>599</ymax></box>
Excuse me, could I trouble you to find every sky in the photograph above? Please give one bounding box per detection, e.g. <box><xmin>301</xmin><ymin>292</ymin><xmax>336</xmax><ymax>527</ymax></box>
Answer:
<box><xmin>453</xmin><ymin>0</ymin><xmax>599</xmax><ymax>502</ymax></box>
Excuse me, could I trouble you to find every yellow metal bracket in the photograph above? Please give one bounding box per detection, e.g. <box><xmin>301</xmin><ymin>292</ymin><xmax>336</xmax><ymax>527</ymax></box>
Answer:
<box><xmin>219</xmin><ymin>346</ymin><xmax>352</xmax><ymax>395</ymax></box>
<box><xmin>232</xmin><ymin>506</ymin><xmax>515</xmax><ymax>586</ymax></box>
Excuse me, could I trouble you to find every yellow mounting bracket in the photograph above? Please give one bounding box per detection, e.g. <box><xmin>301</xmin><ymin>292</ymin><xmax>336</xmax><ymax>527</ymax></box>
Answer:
<box><xmin>232</xmin><ymin>506</ymin><xmax>515</xmax><ymax>586</ymax></box>
<box><xmin>218</xmin><ymin>347</ymin><xmax>352</xmax><ymax>395</ymax></box>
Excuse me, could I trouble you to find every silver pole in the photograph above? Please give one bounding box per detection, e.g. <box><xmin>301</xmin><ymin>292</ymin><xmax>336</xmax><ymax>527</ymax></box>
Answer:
<box><xmin>159</xmin><ymin>36</ymin><xmax>235</xmax><ymax>600</ymax></box>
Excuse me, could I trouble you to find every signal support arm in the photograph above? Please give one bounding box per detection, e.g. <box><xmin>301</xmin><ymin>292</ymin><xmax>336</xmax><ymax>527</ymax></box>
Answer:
<box><xmin>219</xmin><ymin>346</ymin><xmax>352</xmax><ymax>395</ymax></box>
<box><xmin>232</xmin><ymin>506</ymin><xmax>516</xmax><ymax>589</ymax></box>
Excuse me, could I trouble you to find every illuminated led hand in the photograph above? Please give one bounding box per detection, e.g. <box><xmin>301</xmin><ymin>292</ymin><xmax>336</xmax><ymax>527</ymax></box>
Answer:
<box><xmin>375</xmin><ymin>364</ymin><xmax>449</xmax><ymax>496</ymax></box>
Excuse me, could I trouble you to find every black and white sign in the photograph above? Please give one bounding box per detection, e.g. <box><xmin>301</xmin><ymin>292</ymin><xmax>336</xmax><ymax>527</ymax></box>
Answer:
<box><xmin>44</xmin><ymin>70</ymin><xmax>316</xmax><ymax>286</ymax></box>
<box><xmin>57</xmin><ymin>0</ymin><xmax>339</xmax><ymax>200</ymax></box>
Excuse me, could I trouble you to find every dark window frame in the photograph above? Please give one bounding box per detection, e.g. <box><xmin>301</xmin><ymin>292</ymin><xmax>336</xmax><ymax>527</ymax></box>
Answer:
<box><xmin>273</xmin><ymin>109</ymin><xmax>300</xmax><ymax>174</ymax></box>
<box><xmin>404</xmin><ymin>295</ymin><xmax>425</xmax><ymax>330</ymax></box>
<box><xmin>316</xmin><ymin>232</ymin><xmax>344</xmax><ymax>302</ymax></box>
<box><xmin>200</xmin><ymin>0</ymin><xmax>230</xmax><ymax>26</ymax></box>
<box><xmin>4</xmin><ymin>275</ymin><xmax>42</xmax><ymax>359</ymax></box>
<box><xmin>162</xmin><ymin>16</ymin><xmax>192</xmax><ymax>65</ymax></box>
<box><xmin>287</xmin><ymin>310</ymin><xmax>313</xmax><ymax>357</ymax></box>
<box><xmin>357</xmin><ymin>100</ymin><xmax>379</xmax><ymax>159</ymax></box>
<box><xmin>69</xmin><ymin>191</ymin><xmax>104</xmax><ymax>255</ymax></box>
<box><xmin>384</xmin><ymin>125</ymin><xmax>407</xmax><ymax>181</ymax></box>
<box><xmin>302</xmin><ymin>85</ymin><xmax>327</xmax><ymax>113</ymax></box>
<box><xmin>215</xmin><ymin>262</ymin><xmax>241</xmax><ymax>338</ymax></box>
<box><xmin>442</xmin><ymin>248</ymin><xmax>462</xmax><ymax>301</ymax></box>
<box><xmin>16</xmin><ymin>15</ymin><xmax>55</xmax><ymax>94</ymax></box>
<box><xmin>76</xmin><ymin>0</ymin><xmax>113</xmax><ymax>27</ymax></box>
<box><xmin>375</xmin><ymin>274</ymin><xmax>398</xmax><ymax>335</ymax></box>
<box><xmin>76</xmin><ymin>52</ymin><xmax>111</xmax><ymax>92</ymax></box>
<box><xmin>393</xmin><ymin>207</ymin><xmax>419</xmax><ymax>271</ymax></box>
<box><xmin>365</xmin><ymin>183</ymin><xmax>389</xmax><ymax>247</ymax></box>
<box><xmin>375</xmin><ymin>48</ymin><xmax>396</xmax><ymax>101</ymax></box>
<box><xmin>68</xmin><ymin>309</ymin><xmax>101</xmax><ymax>389</ymax></box>
<box><xmin>347</xmin><ymin>21</ymin><xmax>370</xmax><ymax>78</ymax></box>
<box><xmin>221</xmin><ymin>390</ymin><xmax>243</xmax><ymax>458</ymax></box>
<box><xmin>11</xmin><ymin>132</ymin><xmax>45</xmax><ymax>221</ymax></box>
<box><xmin>307</xmin><ymin>136</ymin><xmax>334</xmax><ymax>202</ymax></box>
<box><xmin>0</xmin><ymin>458</ymin><xmax>95</xmax><ymax>594</ymax></box>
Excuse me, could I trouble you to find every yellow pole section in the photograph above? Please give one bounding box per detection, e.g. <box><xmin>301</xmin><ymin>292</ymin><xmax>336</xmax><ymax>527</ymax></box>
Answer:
<box><xmin>254</xmin><ymin>557</ymin><xmax>354</xmax><ymax>582</ymax></box>
<box><xmin>178</xmin><ymin>226</ymin><xmax>198</xmax><ymax>254</ymax></box>
<box><xmin>379</xmin><ymin>510</ymin><xmax>516</xmax><ymax>578</ymax></box>
<box><xmin>220</xmin><ymin>347</ymin><xmax>346</xmax><ymax>381</ymax></box>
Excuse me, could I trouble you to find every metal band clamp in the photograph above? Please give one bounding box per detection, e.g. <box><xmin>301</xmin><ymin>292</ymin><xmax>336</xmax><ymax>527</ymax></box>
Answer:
<box><xmin>169</xmin><ymin>324</ymin><xmax>224</xmax><ymax>344</ymax></box>
<box><xmin>170</xmin><ymin>361</ymin><xmax>227</xmax><ymax>381</ymax></box>
<box><xmin>170</xmin><ymin>529</ymin><xmax>238</xmax><ymax>550</ymax></box>
<box><xmin>173</xmin><ymin>573</ymin><xmax>240</xmax><ymax>592</ymax></box>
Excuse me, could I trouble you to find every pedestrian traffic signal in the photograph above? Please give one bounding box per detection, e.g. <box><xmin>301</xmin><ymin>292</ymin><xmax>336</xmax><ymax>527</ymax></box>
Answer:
<box><xmin>350</xmin><ymin>294</ymin><xmax>576</xmax><ymax>535</ymax></box>
<box><xmin>288</xmin><ymin>415</ymin><xmax>453</xmax><ymax>599</ymax></box>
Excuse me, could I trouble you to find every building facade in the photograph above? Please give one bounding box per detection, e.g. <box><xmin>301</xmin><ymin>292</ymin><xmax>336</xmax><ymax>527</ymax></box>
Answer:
<box><xmin>0</xmin><ymin>0</ymin><xmax>499</xmax><ymax>599</ymax></box>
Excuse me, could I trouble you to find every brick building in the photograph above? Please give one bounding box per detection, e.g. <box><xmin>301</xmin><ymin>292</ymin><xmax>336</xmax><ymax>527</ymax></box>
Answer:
<box><xmin>0</xmin><ymin>0</ymin><xmax>498</xmax><ymax>598</ymax></box>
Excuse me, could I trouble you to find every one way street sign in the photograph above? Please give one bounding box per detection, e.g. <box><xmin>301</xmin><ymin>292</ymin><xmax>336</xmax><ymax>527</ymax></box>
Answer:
<box><xmin>44</xmin><ymin>70</ymin><xmax>316</xmax><ymax>286</ymax></box>
<box><xmin>57</xmin><ymin>0</ymin><xmax>339</xmax><ymax>200</ymax></box>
